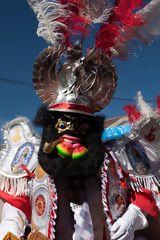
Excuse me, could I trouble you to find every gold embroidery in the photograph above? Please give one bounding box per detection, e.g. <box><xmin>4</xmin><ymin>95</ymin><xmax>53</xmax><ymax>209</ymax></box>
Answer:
<box><xmin>36</xmin><ymin>165</ymin><xmax>46</xmax><ymax>180</ymax></box>
<box><xmin>2</xmin><ymin>232</ymin><xmax>20</xmax><ymax>240</ymax></box>
<box><xmin>28</xmin><ymin>230</ymin><xmax>49</xmax><ymax>240</ymax></box>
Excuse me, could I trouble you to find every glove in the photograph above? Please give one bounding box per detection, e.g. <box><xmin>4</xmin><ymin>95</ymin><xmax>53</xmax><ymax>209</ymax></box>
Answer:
<box><xmin>0</xmin><ymin>202</ymin><xmax>26</xmax><ymax>239</ymax></box>
<box><xmin>110</xmin><ymin>204</ymin><xmax>148</xmax><ymax>240</ymax></box>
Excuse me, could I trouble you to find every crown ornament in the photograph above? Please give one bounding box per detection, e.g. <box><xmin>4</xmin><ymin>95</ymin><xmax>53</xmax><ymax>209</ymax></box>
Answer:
<box><xmin>33</xmin><ymin>44</ymin><xmax>117</xmax><ymax>115</ymax></box>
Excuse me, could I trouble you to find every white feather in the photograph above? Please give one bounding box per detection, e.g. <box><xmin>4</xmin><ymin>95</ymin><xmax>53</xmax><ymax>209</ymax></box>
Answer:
<box><xmin>111</xmin><ymin>0</ymin><xmax>160</xmax><ymax>59</ymax></box>
<box><xmin>27</xmin><ymin>0</ymin><xmax>112</xmax><ymax>46</ymax></box>
<box><xmin>27</xmin><ymin>0</ymin><xmax>69</xmax><ymax>45</ymax></box>
<box><xmin>136</xmin><ymin>91</ymin><xmax>154</xmax><ymax>118</ymax></box>
<box><xmin>83</xmin><ymin>0</ymin><xmax>111</xmax><ymax>23</ymax></box>
<box><xmin>135</xmin><ymin>0</ymin><xmax>160</xmax><ymax>44</ymax></box>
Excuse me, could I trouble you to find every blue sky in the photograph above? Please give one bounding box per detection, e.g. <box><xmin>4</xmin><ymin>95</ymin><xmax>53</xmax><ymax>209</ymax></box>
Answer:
<box><xmin>0</xmin><ymin>0</ymin><xmax>160</xmax><ymax>142</ymax></box>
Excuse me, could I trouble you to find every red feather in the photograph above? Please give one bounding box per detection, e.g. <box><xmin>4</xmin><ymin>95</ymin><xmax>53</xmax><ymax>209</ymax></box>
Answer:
<box><xmin>57</xmin><ymin>0</ymin><xmax>90</xmax><ymax>45</ymax></box>
<box><xmin>123</xmin><ymin>104</ymin><xmax>142</xmax><ymax>124</ymax></box>
<box><xmin>96</xmin><ymin>0</ymin><xmax>146</xmax><ymax>55</ymax></box>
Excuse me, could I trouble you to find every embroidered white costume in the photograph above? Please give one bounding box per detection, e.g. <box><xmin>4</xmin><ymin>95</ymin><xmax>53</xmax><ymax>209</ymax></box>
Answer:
<box><xmin>1</xmin><ymin>0</ymin><xmax>160</xmax><ymax>239</ymax></box>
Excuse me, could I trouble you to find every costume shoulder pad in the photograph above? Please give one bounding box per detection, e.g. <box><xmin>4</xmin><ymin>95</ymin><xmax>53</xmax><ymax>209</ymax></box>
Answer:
<box><xmin>0</xmin><ymin>117</ymin><xmax>40</xmax><ymax>196</ymax></box>
<box><xmin>106</xmin><ymin>93</ymin><xmax>160</xmax><ymax>192</ymax></box>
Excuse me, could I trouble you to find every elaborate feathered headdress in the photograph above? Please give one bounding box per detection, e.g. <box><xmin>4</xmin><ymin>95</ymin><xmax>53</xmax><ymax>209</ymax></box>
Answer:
<box><xmin>27</xmin><ymin>0</ymin><xmax>160</xmax><ymax>115</ymax></box>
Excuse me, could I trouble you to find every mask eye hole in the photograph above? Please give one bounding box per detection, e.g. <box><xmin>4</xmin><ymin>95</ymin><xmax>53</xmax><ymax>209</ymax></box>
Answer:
<box><xmin>55</xmin><ymin>120</ymin><xmax>70</xmax><ymax>131</ymax></box>
<box><xmin>59</xmin><ymin>122</ymin><xmax>67</xmax><ymax>129</ymax></box>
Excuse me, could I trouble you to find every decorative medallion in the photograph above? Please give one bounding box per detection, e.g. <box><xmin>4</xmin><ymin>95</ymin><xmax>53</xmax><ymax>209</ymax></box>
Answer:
<box><xmin>108</xmin><ymin>184</ymin><xmax>127</xmax><ymax>222</ymax></box>
<box><xmin>11</xmin><ymin>142</ymin><xmax>34</xmax><ymax>174</ymax></box>
<box><xmin>125</xmin><ymin>142</ymin><xmax>150</xmax><ymax>175</ymax></box>
<box><xmin>32</xmin><ymin>186</ymin><xmax>52</xmax><ymax>228</ymax></box>
<box><xmin>35</xmin><ymin>194</ymin><xmax>46</xmax><ymax>217</ymax></box>
<box><xmin>114</xmin><ymin>194</ymin><xmax>126</xmax><ymax>216</ymax></box>
<box><xmin>107</xmin><ymin>164</ymin><xmax>127</xmax><ymax>222</ymax></box>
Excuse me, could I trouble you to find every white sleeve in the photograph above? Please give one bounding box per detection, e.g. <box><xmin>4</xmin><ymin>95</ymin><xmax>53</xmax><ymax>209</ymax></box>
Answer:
<box><xmin>0</xmin><ymin>202</ymin><xmax>27</xmax><ymax>239</ymax></box>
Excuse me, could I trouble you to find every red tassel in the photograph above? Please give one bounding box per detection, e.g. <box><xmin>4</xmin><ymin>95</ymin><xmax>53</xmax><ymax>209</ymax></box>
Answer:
<box><xmin>156</xmin><ymin>94</ymin><xmax>160</xmax><ymax>114</ymax></box>
<box><xmin>123</xmin><ymin>104</ymin><xmax>142</xmax><ymax>124</ymax></box>
<box><xmin>96</xmin><ymin>0</ymin><xmax>146</xmax><ymax>55</ymax></box>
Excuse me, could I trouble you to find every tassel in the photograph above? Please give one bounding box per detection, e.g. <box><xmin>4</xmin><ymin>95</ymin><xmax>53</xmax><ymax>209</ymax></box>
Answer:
<box><xmin>0</xmin><ymin>174</ymin><xmax>30</xmax><ymax>197</ymax></box>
